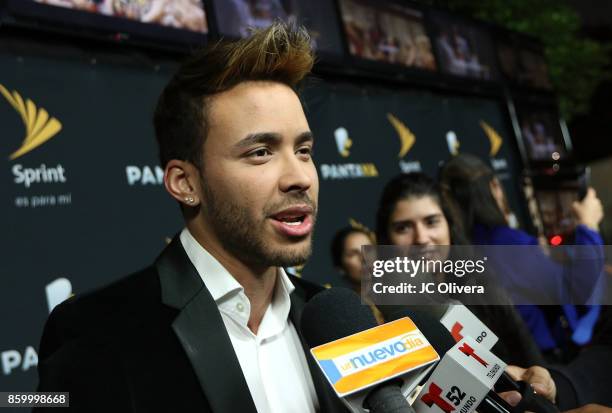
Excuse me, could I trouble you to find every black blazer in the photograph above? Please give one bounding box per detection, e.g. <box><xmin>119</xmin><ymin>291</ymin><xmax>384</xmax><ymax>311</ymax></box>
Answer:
<box><xmin>34</xmin><ymin>237</ymin><xmax>347</xmax><ymax>413</ymax></box>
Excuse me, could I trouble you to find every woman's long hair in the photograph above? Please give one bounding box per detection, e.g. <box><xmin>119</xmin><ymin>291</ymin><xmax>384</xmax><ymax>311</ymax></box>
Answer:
<box><xmin>438</xmin><ymin>154</ymin><xmax>507</xmax><ymax>239</ymax></box>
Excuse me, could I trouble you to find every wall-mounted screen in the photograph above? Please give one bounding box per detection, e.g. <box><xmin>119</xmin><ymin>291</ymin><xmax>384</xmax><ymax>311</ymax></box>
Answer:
<box><xmin>430</xmin><ymin>12</ymin><xmax>498</xmax><ymax>80</ymax></box>
<box><xmin>4</xmin><ymin>0</ymin><xmax>208</xmax><ymax>46</ymax></box>
<box><xmin>498</xmin><ymin>39</ymin><xmax>552</xmax><ymax>89</ymax></box>
<box><xmin>34</xmin><ymin>0</ymin><xmax>208</xmax><ymax>32</ymax></box>
<box><xmin>212</xmin><ymin>0</ymin><xmax>344</xmax><ymax>56</ymax></box>
<box><xmin>337</xmin><ymin>0</ymin><xmax>436</xmax><ymax>70</ymax></box>
<box><xmin>515</xmin><ymin>106</ymin><xmax>567</xmax><ymax>162</ymax></box>
<box><xmin>534</xmin><ymin>189</ymin><xmax>578</xmax><ymax>238</ymax></box>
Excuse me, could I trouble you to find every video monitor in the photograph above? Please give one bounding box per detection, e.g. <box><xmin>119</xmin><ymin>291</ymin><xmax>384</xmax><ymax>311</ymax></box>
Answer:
<box><xmin>429</xmin><ymin>12</ymin><xmax>498</xmax><ymax>80</ymax></box>
<box><xmin>534</xmin><ymin>189</ymin><xmax>578</xmax><ymax>239</ymax></box>
<box><xmin>337</xmin><ymin>0</ymin><xmax>436</xmax><ymax>71</ymax></box>
<box><xmin>497</xmin><ymin>40</ymin><xmax>552</xmax><ymax>89</ymax></box>
<box><xmin>515</xmin><ymin>107</ymin><xmax>567</xmax><ymax>162</ymax></box>
<box><xmin>5</xmin><ymin>0</ymin><xmax>208</xmax><ymax>46</ymax></box>
<box><xmin>211</xmin><ymin>0</ymin><xmax>344</xmax><ymax>56</ymax></box>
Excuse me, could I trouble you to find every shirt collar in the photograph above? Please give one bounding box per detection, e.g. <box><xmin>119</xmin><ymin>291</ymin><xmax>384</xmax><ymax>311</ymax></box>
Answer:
<box><xmin>180</xmin><ymin>227</ymin><xmax>243</xmax><ymax>302</ymax></box>
<box><xmin>179</xmin><ymin>227</ymin><xmax>295</xmax><ymax>319</ymax></box>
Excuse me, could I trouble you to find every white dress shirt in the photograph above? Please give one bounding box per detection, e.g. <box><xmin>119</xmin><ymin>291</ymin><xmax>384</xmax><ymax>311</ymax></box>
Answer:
<box><xmin>180</xmin><ymin>228</ymin><xmax>319</xmax><ymax>413</ymax></box>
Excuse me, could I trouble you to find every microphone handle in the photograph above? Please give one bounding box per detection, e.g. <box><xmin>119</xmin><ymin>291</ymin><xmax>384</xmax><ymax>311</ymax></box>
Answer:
<box><xmin>479</xmin><ymin>392</ymin><xmax>513</xmax><ymax>413</ymax></box>
<box><xmin>513</xmin><ymin>381</ymin><xmax>560</xmax><ymax>413</ymax></box>
<box><xmin>365</xmin><ymin>384</ymin><xmax>416</xmax><ymax>413</ymax></box>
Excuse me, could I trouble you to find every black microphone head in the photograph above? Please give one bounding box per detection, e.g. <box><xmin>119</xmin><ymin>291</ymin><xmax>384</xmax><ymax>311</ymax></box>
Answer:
<box><xmin>385</xmin><ymin>308</ymin><xmax>456</xmax><ymax>355</ymax></box>
<box><xmin>300</xmin><ymin>287</ymin><xmax>378</xmax><ymax>348</ymax></box>
<box><xmin>377</xmin><ymin>304</ymin><xmax>450</xmax><ymax>323</ymax></box>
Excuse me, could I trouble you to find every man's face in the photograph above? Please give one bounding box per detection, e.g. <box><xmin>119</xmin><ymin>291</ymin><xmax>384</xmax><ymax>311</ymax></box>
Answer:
<box><xmin>197</xmin><ymin>81</ymin><xmax>318</xmax><ymax>268</ymax></box>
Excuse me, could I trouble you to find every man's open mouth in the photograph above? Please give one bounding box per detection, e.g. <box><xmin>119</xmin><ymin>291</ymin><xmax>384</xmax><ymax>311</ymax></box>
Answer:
<box><xmin>270</xmin><ymin>206</ymin><xmax>314</xmax><ymax>237</ymax></box>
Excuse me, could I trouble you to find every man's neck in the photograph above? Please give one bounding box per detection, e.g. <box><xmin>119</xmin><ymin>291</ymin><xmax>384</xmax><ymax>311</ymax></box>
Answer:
<box><xmin>187</xmin><ymin>222</ymin><xmax>277</xmax><ymax>335</ymax></box>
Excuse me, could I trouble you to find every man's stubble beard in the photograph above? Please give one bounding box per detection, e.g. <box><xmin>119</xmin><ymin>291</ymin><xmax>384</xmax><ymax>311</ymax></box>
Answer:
<box><xmin>200</xmin><ymin>181</ymin><xmax>317</xmax><ymax>269</ymax></box>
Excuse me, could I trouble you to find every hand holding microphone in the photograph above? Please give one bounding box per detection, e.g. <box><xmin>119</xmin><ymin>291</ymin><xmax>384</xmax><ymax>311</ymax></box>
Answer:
<box><xmin>502</xmin><ymin>365</ymin><xmax>556</xmax><ymax>405</ymax></box>
<box><xmin>385</xmin><ymin>308</ymin><xmax>560</xmax><ymax>413</ymax></box>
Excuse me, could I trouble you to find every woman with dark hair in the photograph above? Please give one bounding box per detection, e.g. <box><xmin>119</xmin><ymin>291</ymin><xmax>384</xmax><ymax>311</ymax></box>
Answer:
<box><xmin>330</xmin><ymin>225</ymin><xmax>385</xmax><ymax>324</ymax></box>
<box><xmin>330</xmin><ymin>226</ymin><xmax>375</xmax><ymax>294</ymax></box>
<box><xmin>376</xmin><ymin>172</ymin><xmax>467</xmax><ymax>246</ymax></box>
<box><xmin>438</xmin><ymin>153</ymin><xmax>604</xmax><ymax>358</ymax></box>
<box><xmin>375</xmin><ymin>172</ymin><xmax>544</xmax><ymax>367</ymax></box>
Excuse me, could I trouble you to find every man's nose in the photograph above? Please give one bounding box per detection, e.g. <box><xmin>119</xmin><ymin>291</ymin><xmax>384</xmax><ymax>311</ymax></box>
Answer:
<box><xmin>278</xmin><ymin>152</ymin><xmax>314</xmax><ymax>193</ymax></box>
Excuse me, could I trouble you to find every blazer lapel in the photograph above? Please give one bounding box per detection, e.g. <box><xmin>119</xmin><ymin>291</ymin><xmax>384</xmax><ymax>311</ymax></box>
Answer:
<box><xmin>156</xmin><ymin>237</ymin><xmax>258</xmax><ymax>413</ymax></box>
<box><xmin>290</xmin><ymin>292</ymin><xmax>347</xmax><ymax>413</ymax></box>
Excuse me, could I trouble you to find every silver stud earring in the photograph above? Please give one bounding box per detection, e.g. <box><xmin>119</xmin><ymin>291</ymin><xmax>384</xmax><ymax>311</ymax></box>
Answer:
<box><xmin>185</xmin><ymin>196</ymin><xmax>195</xmax><ymax>204</ymax></box>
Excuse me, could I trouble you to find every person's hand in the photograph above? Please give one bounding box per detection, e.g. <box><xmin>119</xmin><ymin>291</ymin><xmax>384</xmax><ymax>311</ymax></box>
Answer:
<box><xmin>498</xmin><ymin>365</ymin><xmax>556</xmax><ymax>407</ymax></box>
<box><xmin>573</xmin><ymin>188</ymin><xmax>603</xmax><ymax>231</ymax></box>
<box><xmin>564</xmin><ymin>404</ymin><xmax>612</xmax><ymax>413</ymax></box>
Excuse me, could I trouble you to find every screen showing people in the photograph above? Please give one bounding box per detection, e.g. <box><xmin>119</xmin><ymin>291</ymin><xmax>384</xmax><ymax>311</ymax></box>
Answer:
<box><xmin>34</xmin><ymin>0</ymin><xmax>208</xmax><ymax>33</ymax></box>
<box><xmin>535</xmin><ymin>189</ymin><xmax>578</xmax><ymax>238</ymax></box>
<box><xmin>338</xmin><ymin>0</ymin><xmax>436</xmax><ymax>70</ymax></box>
<box><xmin>430</xmin><ymin>13</ymin><xmax>498</xmax><ymax>80</ymax></box>
<box><xmin>212</xmin><ymin>0</ymin><xmax>344</xmax><ymax>55</ymax></box>
<box><xmin>516</xmin><ymin>109</ymin><xmax>567</xmax><ymax>162</ymax></box>
<box><xmin>498</xmin><ymin>42</ymin><xmax>552</xmax><ymax>89</ymax></box>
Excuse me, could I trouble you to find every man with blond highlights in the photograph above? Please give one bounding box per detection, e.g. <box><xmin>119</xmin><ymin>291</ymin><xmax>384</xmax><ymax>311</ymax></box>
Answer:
<box><xmin>35</xmin><ymin>23</ymin><xmax>346</xmax><ymax>413</ymax></box>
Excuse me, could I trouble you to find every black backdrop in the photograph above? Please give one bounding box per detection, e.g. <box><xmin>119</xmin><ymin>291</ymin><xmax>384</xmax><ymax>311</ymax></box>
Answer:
<box><xmin>1</xmin><ymin>45</ymin><xmax>525</xmax><ymax>394</ymax></box>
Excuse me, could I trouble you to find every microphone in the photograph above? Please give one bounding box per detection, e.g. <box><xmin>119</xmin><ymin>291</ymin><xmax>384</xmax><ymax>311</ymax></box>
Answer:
<box><xmin>386</xmin><ymin>309</ymin><xmax>559</xmax><ymax>413</ymax></box>
<box><xmin>384</xmin><ymin>304</ymin><xmax>518</xmax><ymax>392</ymax></box>
<box><xmin>385</xmin><ymin>309</ymin><xmax>511</xmax><ymax>413</ymax></box>
<box><xmin>301</xmin><ymin>288</ymin><xmax>439</xmax><ymax>413</ymax></box>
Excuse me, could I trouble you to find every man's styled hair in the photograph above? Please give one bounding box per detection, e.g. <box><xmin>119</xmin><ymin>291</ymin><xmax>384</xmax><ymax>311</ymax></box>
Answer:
<box><xmin>154</xmin><ymin>22</ymin><xmax>315</xmax><ymax>168</ymax></box>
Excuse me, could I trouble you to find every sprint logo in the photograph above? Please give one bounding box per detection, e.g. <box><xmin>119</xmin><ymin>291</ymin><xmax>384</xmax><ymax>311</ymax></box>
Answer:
<box><xmin>387</xmin><ymin>113</ymin><xmax>422</xmax><ymax>173</ymax></box>
<box><xmin>1</xmin><ymin>84</ymin><xmax>62</xmax><ymax>160</ymax></box>
<box><xmin>387</xmin><ymin>113</ymin><xmax>415</xmax><ymax>158</ymax></box>
<box><xmin>480</xmin><ymin>121</ymin><xmax>502</xmax><ymax>157</ymax></box>
<box><xmin>2</xmin><ymin>83</ymin><xmax>68</xmax><ymax>189</ymax></box>
<box><xmin>479</xmin><ymin>121</ymin><xmax>508</xmax><ymax>170</ymax></box>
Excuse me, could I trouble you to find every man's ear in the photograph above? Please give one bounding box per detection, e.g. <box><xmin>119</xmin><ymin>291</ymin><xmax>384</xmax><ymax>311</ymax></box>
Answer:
<box><xmin>164</xmin><ymin>160</ymin><xmax>202</xmax><ymax>207</ymax></box>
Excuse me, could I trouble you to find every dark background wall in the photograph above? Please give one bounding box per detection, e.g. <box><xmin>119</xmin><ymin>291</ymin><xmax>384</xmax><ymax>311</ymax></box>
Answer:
<box><xmin>0</xmin><ymin>34</ymin><xmax>527</xmax><ymax>394</ymax></box>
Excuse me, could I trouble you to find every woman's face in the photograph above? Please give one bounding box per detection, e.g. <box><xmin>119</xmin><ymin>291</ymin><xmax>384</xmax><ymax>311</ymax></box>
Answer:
<box><xmin>341</xmin><ymin>231</ymin><xmax>373</xmax><ymax>284</ymax></box>
<box><xmin>387</xmin><ymin>196</ymin><xmax>451</xmax><ymax>246</ymax></box>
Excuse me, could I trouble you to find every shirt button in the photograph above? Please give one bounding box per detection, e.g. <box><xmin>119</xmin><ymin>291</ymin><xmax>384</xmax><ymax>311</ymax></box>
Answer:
<box><xmin>236</xmin><ymin>302</ymin><xmax>245</xmax><ymax>312</ymax></box>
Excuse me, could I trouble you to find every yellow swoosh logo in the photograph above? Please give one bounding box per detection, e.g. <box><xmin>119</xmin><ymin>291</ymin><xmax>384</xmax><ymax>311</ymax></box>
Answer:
<box><xmin>1</xmin><ymin>83</ymin><xmax>62</xmax><ymax>160</ymax></box>
<box><xmin>480</xmin><ymin>120</ymin><xmax>502</xmax><ymax>157</ymax></box>
<box><xmin>387</xmin><ymin>113</ymin><xmax>415</xmax><ymax>158</ymax></box>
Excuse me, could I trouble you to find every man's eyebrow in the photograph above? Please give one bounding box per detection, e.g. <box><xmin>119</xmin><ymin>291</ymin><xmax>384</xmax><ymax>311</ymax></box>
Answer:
<box><xmin>296</xmin><ymin>131</ymin><xmax>314</xmax><ymax>145</ymax></box>
<box><xmin>234</xmin><ymin>132</ymin><xmax>282</xmax><ymax>149</ymax></box>
<box><xmin>234</xmin><ymin>131</ymin><xmax>314</xmax><ymax>149</ymax></box>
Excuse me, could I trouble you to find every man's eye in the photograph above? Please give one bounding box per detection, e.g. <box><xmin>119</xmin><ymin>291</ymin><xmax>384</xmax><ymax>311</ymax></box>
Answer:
<box><xmin>297</xmin><ymin>146</ymin><xmax>313</xmax><ymax>157</ymax></box>
<box><xmin>250</xmin><ymin>148</ymin><xmax>271</xmax><ymax>157</ymax></box>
